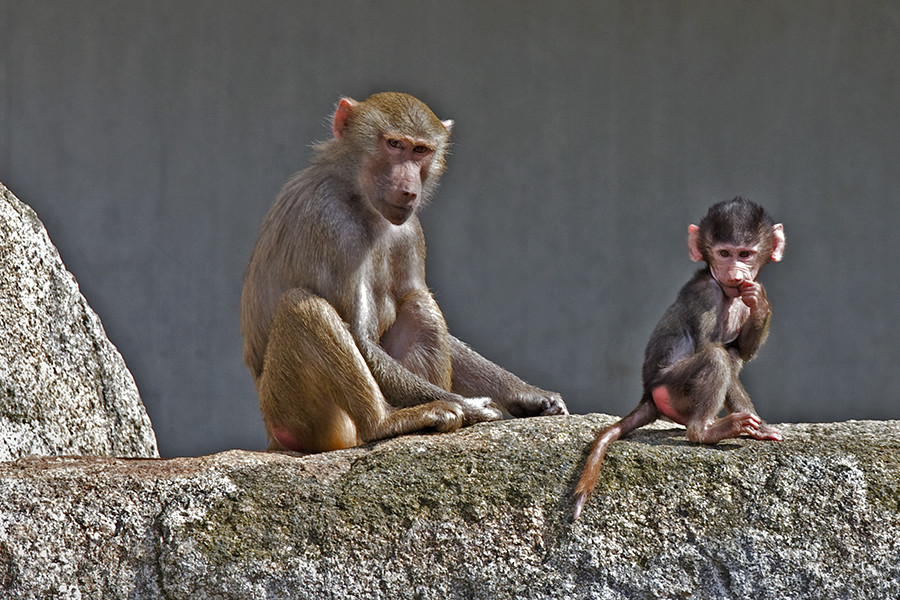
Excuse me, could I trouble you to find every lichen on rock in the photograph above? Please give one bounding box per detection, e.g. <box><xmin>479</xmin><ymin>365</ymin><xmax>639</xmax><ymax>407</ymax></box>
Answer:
<box><xmin>0</xmin><ymin>416</ymin><xmax>898</xmax><ymax>599</ymax></box>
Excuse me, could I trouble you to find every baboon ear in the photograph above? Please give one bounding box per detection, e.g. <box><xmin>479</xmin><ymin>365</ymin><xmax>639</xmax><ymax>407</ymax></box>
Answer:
<box><xmin>441</xmin><ymin>119</ymin><xmax>454</xmax><ymax>134</ymax></box>
<box><xmin>332</xmin><ymin>98</ymin><xmax>357</xmax><ymax>140</ymax></box>
<box><xmin>770</xmin><ymin>223</ymin><xmax>786</xmax><ymax>262</ymax></box>
<box><xmin>687</xmin><ymin>224</ymin><xmax>704</xmax><ymax>262</ymax></box>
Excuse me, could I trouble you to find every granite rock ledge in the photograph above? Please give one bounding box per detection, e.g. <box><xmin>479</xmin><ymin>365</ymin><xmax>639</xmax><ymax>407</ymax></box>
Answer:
<box><xmin>0</xmin><ymin>181</ymin><xmax>157</xmax><ymax>460</ymax></box>
<box><xmin>0</xmin><ymin>415</ymin><xmax>897</xmax><ymax>599</ymax></box>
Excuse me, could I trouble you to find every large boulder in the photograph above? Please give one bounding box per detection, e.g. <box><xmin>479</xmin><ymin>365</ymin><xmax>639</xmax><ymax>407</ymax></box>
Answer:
<box><xmin>0</xmin><ymin>181</ymin><xmax>157</xmax><ymax>459</ymax></box>
<box><xmin>0</xmin><ymin>415</ymin><xmax>897</xmax><ymax>599</ymax></box>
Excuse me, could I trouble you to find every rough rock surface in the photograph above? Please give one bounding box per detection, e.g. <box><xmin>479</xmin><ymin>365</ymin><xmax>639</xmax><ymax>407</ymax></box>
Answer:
<box><xmin>0</xmin><ymin>415</ymin><xmax>897</xmax><ymax>599</ymax></box>
<box><xmin>0</xmin><ymin>181</ymin><xmax>158</xmax><ymax>459</ymax></box>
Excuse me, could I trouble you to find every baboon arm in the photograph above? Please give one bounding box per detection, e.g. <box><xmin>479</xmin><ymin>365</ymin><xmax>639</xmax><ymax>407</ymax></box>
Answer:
<box><xmin>448</xmin><ymin>336</ymin><xmax>568</xmax><ymax>417</ymax></box>
<box><xmin>359</xmin><ymin>339</ymin><xmax>454</xmax><ymax>408</ymax></box>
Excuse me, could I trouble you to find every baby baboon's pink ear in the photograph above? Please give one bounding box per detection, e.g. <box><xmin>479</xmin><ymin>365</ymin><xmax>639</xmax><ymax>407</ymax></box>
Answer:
<box><xmin>770</xmin><ymin>223</ymin><xmax>786</xmax><ymax>262</ymax></box>
<box><xmin>687</xmin><ymin>224</ymin><xmax>704</xmax><ymax>262</ymax></box>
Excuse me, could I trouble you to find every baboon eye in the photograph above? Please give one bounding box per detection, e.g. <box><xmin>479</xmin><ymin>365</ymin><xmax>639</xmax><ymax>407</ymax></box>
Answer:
<box><xmin>718</xmin><ymin>250</ymin><xmax>731</xmax><ymax>258</ymax></box>
<box><xmin>412</xmin><ymin>145</ymin><xmax>430</xmax><ymax>154</ymax></box>
<box><xmin>387</xmin><ymin>139</ymin><xmax>403</xmax><ymax>149</ymax></box>
<box><xmin>739</xmin><ymin>251</ymin><xmax>753</xmax><ymax>259</ymax></box>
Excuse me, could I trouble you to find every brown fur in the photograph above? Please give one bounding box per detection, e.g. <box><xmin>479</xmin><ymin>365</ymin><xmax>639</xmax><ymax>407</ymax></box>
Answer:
<box><xmin>573</xmin><ymin>198</ymin><xmax>784</xmax><ymax>520</ymax></box>
<box><xmin>241</xmin><ymin>92</ymin><xmax>567</xmax><ymax>453</ymax></box>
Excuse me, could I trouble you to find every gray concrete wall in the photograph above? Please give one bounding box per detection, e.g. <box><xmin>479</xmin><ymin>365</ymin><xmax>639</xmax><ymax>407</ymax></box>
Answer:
<box><xmin>1</xmin><ymin>1</ymin><xmax>897</xmax><ymax>457</ymax></box>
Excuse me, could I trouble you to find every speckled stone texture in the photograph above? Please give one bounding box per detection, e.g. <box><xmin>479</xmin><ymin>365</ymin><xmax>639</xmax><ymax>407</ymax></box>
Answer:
<box><xmin>0</xmin><ymin>181</ymin><xmax>157</xmax><ymax>459</ymax></box>
<box><xmin>0</xmin><ymin>415</ymin><xmax>896</xmax><ymax>599</ymax></box>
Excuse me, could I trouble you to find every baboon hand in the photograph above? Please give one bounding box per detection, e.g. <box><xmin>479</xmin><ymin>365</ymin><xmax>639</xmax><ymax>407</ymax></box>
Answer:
<box><xmin>507</xmin><ymin>390</ymin><xmax>568</xmax><ymax>417</ymax></box>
